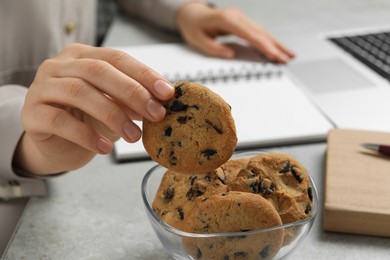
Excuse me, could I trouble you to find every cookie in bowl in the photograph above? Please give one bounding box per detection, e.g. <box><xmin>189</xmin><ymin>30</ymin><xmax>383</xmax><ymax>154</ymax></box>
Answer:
<box><xmin>179</xmin><ymin>191</ymin><xmax>284</xmax><ymax>260</ymax></box>
<box><xmin>230</xmin><ymin>153</ymin><xmax>314</xmax><ymax>245</ymax></box>
<box><xmin>142</xmin><ymin>151</ymin><xmax>318</xmax><ymax>260</ymax></box>
<box><xmin>152</xmin><ymin>168</ymin><xmax>228</xmax><ymax>228</ymax></box>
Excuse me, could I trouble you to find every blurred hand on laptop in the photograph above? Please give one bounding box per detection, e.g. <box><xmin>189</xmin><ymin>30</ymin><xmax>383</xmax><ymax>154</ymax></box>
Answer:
<box><xmin>176</xmin><ymin>2</ymin><xmax>295</xmax><ymax>63</ymax></box>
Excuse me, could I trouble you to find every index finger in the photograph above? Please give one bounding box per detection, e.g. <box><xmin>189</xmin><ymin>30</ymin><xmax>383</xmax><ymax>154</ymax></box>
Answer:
<box><xmin>61</xmin><ymin>43</ymin><xmax>175</xmax><ymax>101</ymax></box>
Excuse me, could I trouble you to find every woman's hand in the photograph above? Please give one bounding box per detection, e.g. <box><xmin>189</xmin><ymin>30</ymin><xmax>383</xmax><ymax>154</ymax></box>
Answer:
<box><xmin>176</xmin><ymin>3</ymin><xmax>295</xmax><ymax>63</ymax></box>
<box><xmin>14</xmin><ymin>43</ymin><xmax>174</xmax><ymax>175</ymax></box>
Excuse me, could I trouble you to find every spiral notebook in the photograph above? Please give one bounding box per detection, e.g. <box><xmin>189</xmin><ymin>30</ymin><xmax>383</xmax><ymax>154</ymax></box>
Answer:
<box><xmin>113</xmin><ymin>43</ymin><xmax>333</xmax><ymax>161</ymax></box>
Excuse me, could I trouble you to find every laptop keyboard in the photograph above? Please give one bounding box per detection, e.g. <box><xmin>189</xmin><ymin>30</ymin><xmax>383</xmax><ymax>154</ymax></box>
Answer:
<box><xmin>329</xmin><ymin>32</ymin><xmax>390</xmax><ymax>81</ymax></box>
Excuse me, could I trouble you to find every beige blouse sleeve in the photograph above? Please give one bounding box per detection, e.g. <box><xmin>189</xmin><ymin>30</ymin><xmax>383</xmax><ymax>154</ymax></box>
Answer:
<box><xmin>114</xmin><ymin>0</ymin><xmax>207</xmax><ymax>31</ymax></box>
<box><xmin>0</xmin><ymin>85</ymin><xmax>47</xmax><ymax>200</ymax></box>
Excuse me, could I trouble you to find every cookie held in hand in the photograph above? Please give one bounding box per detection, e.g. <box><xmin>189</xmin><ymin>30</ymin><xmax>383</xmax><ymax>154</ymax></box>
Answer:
<box><xmin>143</xmin><ymin>81</ymin><xmax>237</xmax><ymax>173</ymax></box>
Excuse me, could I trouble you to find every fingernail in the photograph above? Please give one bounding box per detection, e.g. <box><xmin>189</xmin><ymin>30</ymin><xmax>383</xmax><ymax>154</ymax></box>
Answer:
<box><xmin>97</xmin><ymin>137</ymin><xmax>112</xmax><ymax>154</ymax></box>
<box><xmin>287</xmin><ymin>49</ymin><xmax>296</xmax><ymax>58</ymax></box>
<box><xmin>147</xmin><ymin>99</ymin><xmax>165</xmax><ymax>121</ymax></box>
<box><xmin>154</xmin><ymin>79</ymin><xmax>174</xmax><ymax>98</ymax></box>
<box><xmin>123</xmin><ymin>121</ymin><xmax>141</xmax><ymax>142</ymax></box>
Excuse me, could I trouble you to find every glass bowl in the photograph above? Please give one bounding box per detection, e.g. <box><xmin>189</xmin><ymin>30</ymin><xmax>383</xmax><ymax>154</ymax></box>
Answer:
<box><xmin>141</xmin><ymin>150</ymin><xmax>318</xmax><ymax>259</ymax></box>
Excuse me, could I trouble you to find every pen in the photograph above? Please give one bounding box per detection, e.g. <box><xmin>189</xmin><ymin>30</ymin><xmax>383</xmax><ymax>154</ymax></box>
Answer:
<box><xmin>361</xmin><ymin>143</ymin><xmax>390</xmax><ymax>157</ymax></box>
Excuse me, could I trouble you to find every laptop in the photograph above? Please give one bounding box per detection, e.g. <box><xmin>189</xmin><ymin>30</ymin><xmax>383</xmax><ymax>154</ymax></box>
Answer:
<box><xmin>286</xmin><ymin>25</ymin><xmax>390</xmax><ymax>132</ymax></box>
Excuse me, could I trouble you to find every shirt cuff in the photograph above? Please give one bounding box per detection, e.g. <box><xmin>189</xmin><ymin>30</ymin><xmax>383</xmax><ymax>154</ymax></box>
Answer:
<box><xmin>0</xmin><ymin>178</ymin><xmax>47</xmax><ymax>201</ymax></box>
<box><xmin>0</xmin><ymin>85</ymin><xmax>48</xmax><ymax>200</ymax></box>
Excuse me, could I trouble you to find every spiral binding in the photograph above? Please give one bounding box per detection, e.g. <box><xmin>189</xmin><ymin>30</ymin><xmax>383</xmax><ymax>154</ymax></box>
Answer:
<box><xmin>163</xmin><ymin>64</ymin><xmax>285</xmax><ymax>84</ymax></box>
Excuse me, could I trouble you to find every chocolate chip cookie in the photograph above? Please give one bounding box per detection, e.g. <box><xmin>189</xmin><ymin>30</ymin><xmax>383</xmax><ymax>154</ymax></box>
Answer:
<box><xmin>230</xmin><ymin>153</ymin><xmax>314</xmax><ymax>245</ymax></box>
<box><xmin>240</xmin><ymin>153</ymin><xmax>313</xmax><ymax>223</ymax></box>
<box><xmin>152</xmin><ymin>168</ymin><xmax>228</xmax><ymax>228</ymax></box>
<box><xmin>180</xmin><ymin>191</ymin><xmax>284</xmax><ymax>260</ymax></box>
<box><xmin>142</xmin><ymin>81</ymin><xmax>237</xmax><ymax>174</ymax></box>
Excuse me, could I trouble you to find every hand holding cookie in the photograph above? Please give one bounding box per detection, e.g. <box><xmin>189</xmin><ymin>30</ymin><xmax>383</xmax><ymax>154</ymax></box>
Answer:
<box><xmin>15</xmin><ymin>43</ymin><xmax>174</xmax><ymax>175</ymax></box>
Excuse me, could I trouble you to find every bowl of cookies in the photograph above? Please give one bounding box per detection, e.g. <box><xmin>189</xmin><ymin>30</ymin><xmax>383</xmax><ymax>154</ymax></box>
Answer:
<box><xmin>141</xmin><ymin>81</ymin><xmax>318</xmax><ymax>259</ymax></box>
<box><xmin>141</xmin><ymin>151</ymin><xmax>318</xmax><ymax>259</ymax></box>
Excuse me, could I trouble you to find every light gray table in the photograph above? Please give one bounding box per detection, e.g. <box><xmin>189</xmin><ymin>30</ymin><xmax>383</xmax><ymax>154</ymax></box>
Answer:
<box><xmin>4</xmin><ymin>0</ymin><xmax>390</xmax><ymax>259</ymax></box>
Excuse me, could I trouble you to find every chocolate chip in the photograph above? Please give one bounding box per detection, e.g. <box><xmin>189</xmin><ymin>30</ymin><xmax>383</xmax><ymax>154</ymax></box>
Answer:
<box><xmin>227</xmin><ymin>230</ymin><xmax>250</xmax><ymax>239</ymax></box>
<box><xmin>157</xmin><ymin>147</ymin><xmax>162</xmax><ymax>158</ymax></box>
<box><xmin>227</xmin><ymin>234</ymin><xmax>247</xmax><ymax>239</ymax></box>
<box><xmin>305</xmin><ymin>204</ymin><xmax>312</xmax><ymax>214</ymax></box>
<box><xmin>205</xmin><ymin>119</ymin><xmax>223</xmax><ymax>134</ymax></box>
<box><xmin>170</xmin><ymin>141</ymin><xmax>182</xmax><ymax>148</ymax></box>
<box><xmin>234</xmin><ymin>252</ymin><xmax>248</xmax><ymax>257</ymax></box>
<box><xmin>203</xmin><ymin>224</ymin><xmax>209</xmax><ymax>232</ymax></box>
<box><xmin>217</xmin><ymin>177</ymin><xmax>225</xmax><ymax>184</ymax></box>
<box><xmin>279</xmin><ymin>161</ymin><xmax>291</xmax><ymax>173</ymax></box>
<box><xmin>169</xmin><ymin>151</ymin><xmax>177</xmax><ymax>166</ymax></box>
<box><xmin>178</xmin><ymin>208</ymin><xmax>184</xmax><ymax>220</ymax></box>
<box><xmin>224</xmin><ymin>256</ymin><xmax>230</xmax><ymax>260</ymax></box>
<box><xmin>259</xmin><ymin>179</ymin><xmax>276</xmax><ymax>197</ymax></box>
<box><xmin>215</xmin><ymin>169</ymin><xmax>226</xmax><ymax>184</ymax></box>
<box><xmin>291</xmin><ymin>167</ymin><xmax>303</xmax><ymax>183</ymax></box>
<box><xmin>250</xmin><ymin>180</ymin><xmax>259</xmax><ymax>193</ymax></box>
<box><xmin>169</xmin><ymin>100</ymin><xmax>188</xmax><ymax>112</ymax></box>
<box><xmin>175</xmin><ymin>84</ymin><xmax>185</xmax><ymax>98</ymax></box>
<box><xmin>164</xmin><ymin>126</ymin><xmax>172</xmax><ymax>137</ymax></box>
<box><xmin>186</xmin><ymin>187</ymin><xmax>204</xmax><ymax>201</ymax></box>
<box><xmin>201</xmin><ymin>149</ymin><xmax>217</xmax><ymax>160</ymax></box>
<box><xmin>177</xmin><ymin>116</ymin><xmax>192</xmax><ymax>124</ymax></box>
<box><xmin>164</xmin><ymin>187</ymin><xmax>174</xmax><ymax>201</ymax></box>
<box><xmin>259</xmin><ymin>245</ymin><xmax>270</xmax><ymax>259</ymax></box>
<box><xmin>308</xmin><ymin>187</ymin><xmax>313</xmax><ymax>202</ymax></box>
<box><xmin>170</xmin><ymin>157</ymin><xmax>177</xmax><ymax>165</ymax></box>
<box><xmin>195</xmin><ymin>248</ymin><xmax>202</xmax><ymax>259</ymax></box>
<box><xmin>204</xmin><ymin>174</ymin><xmax>212</xmax><ymax>182</ymax></box>
<box><xmin>190</xmin><ymin>176</ymin><xmax>197</xmax><ymax>185</ymax></box>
